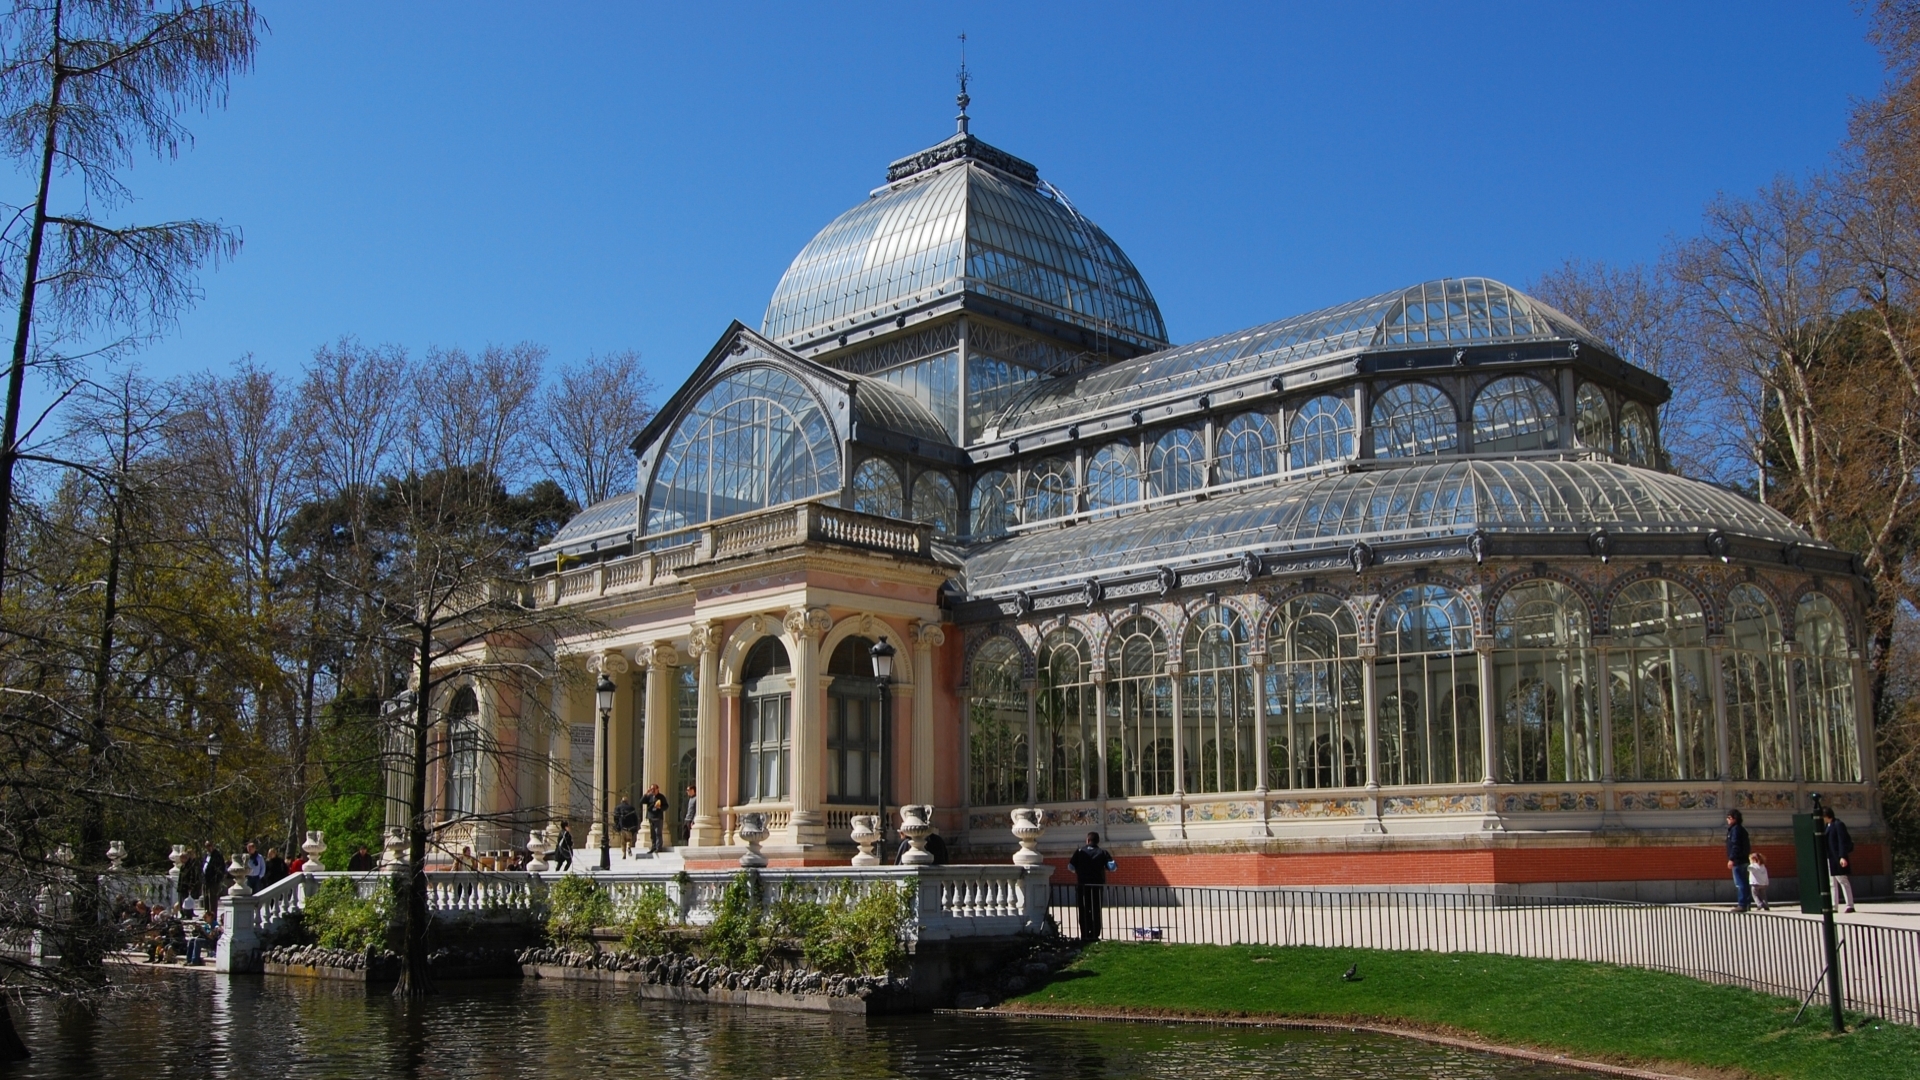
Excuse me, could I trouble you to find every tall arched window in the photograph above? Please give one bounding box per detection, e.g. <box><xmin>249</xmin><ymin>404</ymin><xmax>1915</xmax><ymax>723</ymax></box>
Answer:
<box><xmin>1493</xmin><ymin>581</ymin><xmax>1599</xmax><ymax>784</ymax></box>
<box><xmin>1036</xmin><ymin>629</ymin><xmax>1096</xmax><ymax>802</ymax></box>
<box><xmin>970</xmin><ymin>470</ymin><xmax>1017</xmax><ymax>538</ymax></box>
<box><xmin>646</xmin><ymin>366</ymin><xmax>839</xmax><ymax>534</ymax></box>
<box><xmin>1575</xmin><ymin>383</ymin><xmax>1613</xmax><ymax>453</ymax></box>
<box><xmin>1183</xmin><ymin>606</ymin><xmax>1257</xmax><ymax>794</ymax></box>
<box><xmin>1147</xmin><ymin>427</ymin><xmax>1206</xmax><ymax>498</ymax></box>
<box><xmin>826</xmin><ymin>637</ymin><xmax>883</xmax><ymax>804</ymax></box>
<box><xmin>674</xmin><ymin>666</ymin><xmax>699</xmax><ymax>801</ymax></box>
<box><xmin>911</xmin><ymin>472</ymin><xmax>958</xmax><ymax>535</ymax></box>
<box><xmin>1472</xmin><ymin>375</ymin><xmax>1559</xmax><ymax>452</ymax></box>
<box><xmin>1608</xmin><ymin>579</ymin><xmax>1713</xmax><ymax>781</ymax></box>
<box><xmin>1376</xmin><ymin>585</ymin><xmax>1480</xmax><ymax>785</ymax></box>
<box><xmin>1085</xmin><ymin>442</ymin><xmax>1141</xmax><ymax>513</ymax></box>
<box><xmin>1217</xmin><ymin>412</ymin><xmax>1279</xmax><ymax>482</ymax></box>
<box><xmin>1266</xmin><ymin>594</ymin><xmax>1364</xmax><ymax>789</ymax></box>
<box><xmin>445</xmin><ymin>687</ymin><xmax>479</xmax><ymax>817</ymax></box>
<box><xmin>1288</xmin><ymin>395</ymin><xmax>1355</xmax><ymax>471</ymax></box>
<box><xmin>968</xmin><ymin>637</ymin><xmax>1029</xmax><ymax>806</ymax></box>
<box><xmin>1107</xmin><ymin>617</ymin><xmax>1175</xmax><ymax>798</ymax></box>
<box><xmin>1619</xmin><ymin>402</ymin><xmax>1656</xmax><ymax>467</ymax></box>
<box><xmin>1795</xmin><ymin>594</ymin><xmax>1862</xmax><ymax>782</ymax></box>
<box><xmin>738</xmin><ymin>637</ymin><xmax>792</xmax><ymax>804</ymax></box>
<box><xmin>1724</xmin><ymin>585</ymin><xmax>1790</xmax><ymax>781</ymax></box>
<box><xmin>1023</xmin><ymin>457</ymin><xmax>1076</xmax><ymax>522</ymax></box>
<box><xmin>1371</xmin><ymin>383</ymin><xmax>1458</xmax><ymax>458</ymax></box>
<box><xmin>850</xmin><ymin>458</ymin><xmax>903</xmax><ymax>518</ymax></box>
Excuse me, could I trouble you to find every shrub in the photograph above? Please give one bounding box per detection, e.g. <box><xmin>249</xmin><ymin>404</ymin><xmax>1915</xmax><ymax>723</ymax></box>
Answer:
<box><xmin>544</xmin><ymin>875</ymin><xmax>613</xmax><ymax>946</ymax></box>
<box><xmin>799</xmin><ymin>879</ymin><xmax>914</xmax><ymax>977</ymax></box>
<box><xmin>618</xmin><ymin>884</ymin><xmax>679</xmax><ymax>954</ymax></box>
<box><xmin>301</xmin><ymin>876</ymin><xmax>393</xmax><ymax>953</ymax></box>
<box><xmin>702</xmin><ymin>872</ymin><xmax>770</xmax><ymax>968</ymax></box>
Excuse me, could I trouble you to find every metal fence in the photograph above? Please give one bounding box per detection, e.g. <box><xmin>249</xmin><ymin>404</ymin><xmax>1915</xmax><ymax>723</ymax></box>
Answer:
<box><xmin>1048</xmin><ymin>885</ymin><xmax>1920</xmax><ymax>1027</ymax></box>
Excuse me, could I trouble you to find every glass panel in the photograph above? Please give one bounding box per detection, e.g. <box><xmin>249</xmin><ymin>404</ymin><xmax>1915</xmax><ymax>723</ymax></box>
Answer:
<box><xmin>1146</xmin><ymin>427</ymin><xmax>1206</xmax><ymax>498</ymax></box>
<box><xmin>739</xmin><ymin>692</ymin><xmax>791</xmax><ymax>804</ymax></box>
<box><xmin>968</xmin><ymin>637</ymin><xmax>1029</xmax><ymax>806</ymax></box>
<box><xmin>1266</xmin><ymin>594</ymin><xmax>1364</xmax><ymax>789</ymax></box>
<box><xmin>1575</xmin><ymin>383</ymin><xmax>1613</xmax><ymax>453</ymax></box>
<box><xmin>446</xmin><ymin>687</ymin><xmax>478</xmax><ymax>817</ymax></box>
<box><xmin>1085</xmin><ymin>442</ymin><xmax>1141</xmax><ymax>514</ymax></box>
<box><xmin>850</xmin><ymin>457</ymin><xmax>904</xmax><ymax>518</ymax></box>
<box><xmin>1471</xmin><ymin>375</ymin><xmax>1559</xmax><ymax>452</ymax></box>
<box><xmin>646</xmin><ymin>365</ymin><xmax>839</xmax><ymax>535</ymax></box>
<box><xmin>1795</xmin><ymin>594</ymin><xmax>1861</xmax><ymax>782</ymax></box>
<box><xmin>966</xmin><ymin>354</ymin><xmax>1042</xmax><ymax>444</ymax></box>
<box><xmin>1107</xmin><ymin>617</ymin><xmax>1174</xmax><ymax>797</ymax></box>
<box><xmin>1493</xmin><ymin>581</ymin><xmax>1600</xmax><ymax>784</ymax></box>
<box><xmin>827</xmin><ymin>680</ymin><xmax>883</xmax><ymax>803</ymax></box>
<box><xmin>1371</xmin><ymin>382</ymin><xmax>1459</xmax><ymax>458</ymax></box>
<box><xmin>1723</xmin><ymin>585</ymin><xmax>1790</xmax><ymax>781</ymax></box>
<box><xmin>1036</xmin><ymin>629</ymin><xmax>1096</xmax><ymax>802</ymax></box>
<box><xmin>1022</xmin><ymin>457</ymin><xmax>1077</xmax><ymax>522</ymax></box>
<box><xmin>1376</xmin><ymin>585</ymin><xmax>1480</xmax><ymax>785</ymax></box>
<box><xmin>1287</xmin><ymin>395</ymin><xmax>1355</xmax><ymax>471</ymax></box>
<box><xmin>874</xmin><ymin>352</ymin><xmax>960</xmax><ymax>442</ymax></box>
<box><xmin>1608</xmin><ymin>579</ymin><xmax>1712</xmax><ymax>781</ymax></box>
<box><xmin>1218</xmin><ymin>412</ymin><xmax>1279</xmax><ymax>482</ymax></box>
<box><xmin>1182</xmin><ymin>606</ymin><xmax>1257</xmax><ymax>794</ymax></box>
<box><xmin>970</xmin><ymin>469</ymin><xmax>1018</xmax><ymax>538</ymax></box>
<box><xmin>1619</xmin><ymin>401</ymin><xmax>1656</xmax><ymax>466</ymax></box>
<box><xmin>675</xmin><ymin>668</ymin><xmax>698</xmax><ymax>803</ymax></box>
<box><xmin>911</xmin><ymin>472</ymin><xmax>958</xmax><ymax>535</ymax></box>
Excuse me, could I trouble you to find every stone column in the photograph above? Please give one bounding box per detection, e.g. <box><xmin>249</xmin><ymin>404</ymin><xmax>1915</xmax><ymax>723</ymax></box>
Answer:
<box><xmin>1024</xmin><ymin>675</ymin><xmax>1039</xmax><ymax>806</ymax></box>
<box><xmin>784</xmin><ymin>607</ymin><xmax>832</xmax><ymax>845</ymax></box>
<box><xmin>1360</xmin><ymin>644</ymin><xmax>1384</xmax><ymax>833</ymax></box>
<box><xmin>1782</xmin><ymin>641</ymin><xmax>1805</xmax><ymax>785</ymax></box>
<box><xmin>589</xmin><ymin>651</ymin><xmax>630</xmax><ymax>855</ymax></box>
<box><xmin>911</xmin><ymin>620</ymin><xmax>945</xmax><ymax>807</ymax></box>
<box><xmin>1476</xmin><ymin>636</ymin><xmax>1498</xmax><ymax>785</ymax></box>
<box><xmin>1092</xmin><ymin>666</ymin><xmax>1110</xmax><ymax>810</ymax></box>
<box><xmin>689</xmin><ymin>621</ymin><xmax>723</xmax><ymax>847</ymax></box>
<box><xmin>1250</xmin><ymin>653</ymin><xmax>1271</xmax><ymax>838</ymax></box>
<box><xmin>1167</xmin><ymin>658</ymin><xmax>1186</xmax><ymax>838</ymax></box>
<box><xmin>643</xmin><ymin>642</ymin><xmax>681</xmax><ymax>798</ymax></box>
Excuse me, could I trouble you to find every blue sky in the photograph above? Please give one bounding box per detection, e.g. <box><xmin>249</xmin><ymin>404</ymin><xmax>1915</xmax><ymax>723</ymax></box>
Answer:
<box><xmin>52</xmin><ymin>1</ymin><xmax>1885</xmax><ymax>398</ymax></box>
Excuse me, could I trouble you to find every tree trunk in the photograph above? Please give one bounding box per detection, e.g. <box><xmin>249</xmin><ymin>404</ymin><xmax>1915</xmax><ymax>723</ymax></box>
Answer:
<box><xmin>394</xmin><ymin>622</ymin><xmax>435</xmax><ymax>1000</ymax></box>
<box><xmin>0</xmin><ymin>998</ymin><xmax>28</xmax><ymax>1061</ymax></box>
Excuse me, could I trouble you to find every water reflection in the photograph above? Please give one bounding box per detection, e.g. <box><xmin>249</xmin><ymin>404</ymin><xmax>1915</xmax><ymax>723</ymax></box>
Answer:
<box><xmin>8</xmin><ymin>973</ymin><xmax>1600</xmax><ymax>1080</ymax></box>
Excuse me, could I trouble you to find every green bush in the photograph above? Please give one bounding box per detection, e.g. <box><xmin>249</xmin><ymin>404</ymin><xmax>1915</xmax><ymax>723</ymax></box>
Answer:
<box><xmin>301</xmin><ymin>876</ymin><xmax>393</xmax><ymax>952</ymax></box>
<box><xmin>702</xmin><ymin>872</ymin><xmax>770</xmax><ymax>968</ymax></box>
<box><xmin>544</xmin><ymin>875</ymin><xmax>613</xmax><ymax>946</ymax></box>
<box><xmin>618</xmin><ymin>884</ymin><xmax>679</xmax><ymax>954</ymax></box>
<box><xmin>798</xmin><ymin>879</ymin><xmax>914</xmax><ymax>977</ymax></box>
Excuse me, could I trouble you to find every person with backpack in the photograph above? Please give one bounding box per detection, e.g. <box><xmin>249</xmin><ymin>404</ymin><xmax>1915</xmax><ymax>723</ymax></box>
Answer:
<box><xmin>1822</xmin><ymin>806</ymin><xmax>1857</xmax><ymax>913</ymax></box>
<box><xmin>613</xmin><ymin>795</ymin><xmax>640</xmax><ymax>859</ymax></box>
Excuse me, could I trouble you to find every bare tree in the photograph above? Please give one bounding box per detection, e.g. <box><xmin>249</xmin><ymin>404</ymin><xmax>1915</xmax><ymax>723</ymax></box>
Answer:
<box><xmin>0</xmin><ymin>0</ymin><xmax>262</xmax><ymax>600</ymax></box>
<box><xmin>536</xmin><ymin>350</ymin><xmax>654</xmax><ymax>508</ymax></box>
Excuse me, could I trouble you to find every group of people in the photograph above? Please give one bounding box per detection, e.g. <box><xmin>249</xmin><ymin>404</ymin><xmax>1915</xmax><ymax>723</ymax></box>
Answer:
<box><xmin>1724</xmin><ymin>806</ymin><xmax>1858</xmax><ymax>914</ymax></box>
<box><xmin>612</xmin><ymin>784</ymin><xmax>696</xmax><ymax>858</ymax></box>
<box><xmin>114</xmin><ymin>897</ymin><xmax>220</xmax><ymax>965</ymax></box>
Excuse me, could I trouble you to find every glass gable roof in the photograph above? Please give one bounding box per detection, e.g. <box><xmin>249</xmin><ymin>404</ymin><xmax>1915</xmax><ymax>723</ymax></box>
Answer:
<box><xmin>962</xmin><ymin>459</ymin><xmax>1814</xmax><ymax>596</ymax></box>
<box><xmin>763</xmin><ymin>142</ymin><xmax>1167</xmax><ymax>352</ymax></box>
<box><xmin>996</xmin><ymin>278</ymin><xmax>1605</xmax><ymax>435</ymax></box>
<box><xmin>541</xmin><ymin>491</ymin><xmax>638</xmax><ymax>556</ymax></box>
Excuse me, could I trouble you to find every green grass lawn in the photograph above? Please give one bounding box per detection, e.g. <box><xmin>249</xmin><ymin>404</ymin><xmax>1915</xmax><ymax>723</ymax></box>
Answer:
<box><xmin>1007</xmin><ymin>942</ymin><xmax>1920</xmax><ymax>1080</ymax></box>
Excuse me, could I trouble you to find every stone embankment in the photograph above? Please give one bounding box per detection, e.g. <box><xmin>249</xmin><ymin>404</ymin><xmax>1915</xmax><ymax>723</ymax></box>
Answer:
<box><xmin>517</xmin><ymin>945</ymin><xmax>901</xmax><ymax>1001</ymax></box>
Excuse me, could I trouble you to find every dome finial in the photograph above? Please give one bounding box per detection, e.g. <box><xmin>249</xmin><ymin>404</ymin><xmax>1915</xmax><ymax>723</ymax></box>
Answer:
<box><xmin>955</xmin><ymin>32</ymin><xmax>971</xmax><ymax>135</ymax></box>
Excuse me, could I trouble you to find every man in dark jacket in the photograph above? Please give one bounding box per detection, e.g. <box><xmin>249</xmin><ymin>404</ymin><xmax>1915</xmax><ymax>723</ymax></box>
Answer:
<box><xmin>613</xmin><ymin>796</ymin><xmax>640</xmax><ymax>859</ymax></box>
<box><xmin>197</xmin><ymin>841</ymin><xmax>225</xmax><ymax>902</ymax></box>
<box><xmin>1724</xmin><ymin>809</ymin><xmax>1753</xmax><ymax>912</ymax></box>
<box><xmin>346</xmin><ymin>845</ymin><xmax>375</xmax><ymax>872</ymax></box>
<box><xmin>1822</xmin><ymin>807</ymin><xmax>1857</xmax><ymax>912</ymax></box>
<box><xmin>553</xmin><ymin>821</ymin><xmax>575</xmax><ymax>871</ymax></box>
<box><xmin>1068</xmin><ymin>832</ymin><xmax>1115</xmax><ymax>942</ymax></box>
<box><xmin>639</xmin><ymin>784</ymin><xmax>670</xmax><ymax>853</ymax></box>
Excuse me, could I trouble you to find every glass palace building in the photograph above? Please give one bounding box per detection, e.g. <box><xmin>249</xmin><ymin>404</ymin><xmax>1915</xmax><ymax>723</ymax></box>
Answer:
<box><xmin>458</xmin><ymin>120</ymin><xmax>1884</xmax><ymax>898</ymax></box>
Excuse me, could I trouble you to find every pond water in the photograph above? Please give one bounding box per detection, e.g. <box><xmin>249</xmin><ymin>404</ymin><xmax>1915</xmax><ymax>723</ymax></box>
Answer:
<box><xmin>6</xmin><ymin>972</ymin><xmax>1606</xmax><ymax>1080</ymax></box>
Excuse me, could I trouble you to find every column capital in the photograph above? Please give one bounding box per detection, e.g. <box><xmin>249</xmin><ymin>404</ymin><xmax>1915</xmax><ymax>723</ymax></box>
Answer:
<box><xmin>784</xmin><ymin>605</ymin><xmax>832</xmax><ymax>643</ymax></box>
<box><xmin>687</xmin><ymin>621</ymin><xmax>722</xmax><ymax>659</ymax></box>
<box><xmin>910</xmin><ymin>619</ymin><xmax>946</xmax><ymax>649</ymax></box>
<box><xmin>643</xmin><ymin>641</ymin><xmax>681</xmax><ymax>671</ymax></box>
<box><xmin>589</xmin><ymin>649</ymin><xmax>631</xmax><ymax>677</ymax></box>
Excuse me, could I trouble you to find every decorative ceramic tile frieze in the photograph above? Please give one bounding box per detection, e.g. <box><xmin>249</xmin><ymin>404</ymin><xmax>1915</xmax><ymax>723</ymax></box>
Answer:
<box><xmin>1184</xmin><ymin>800</ymin><xmax>1261</xmax><ymax>822</ymax></box>
<box><xmin>1106</xmin><ymin>803</ymin><xmax>1180</xmax><ymax>825</ymax></box>
<box><xmin>967</xmin><ymin>812</ymin><xmax>1011</xmax><ymax>832</ymax></box>
<box><xmin>1615</xmin><ymin>789</ymin><xmax>1721</xmax><ymax>811</ymax></box>
<box><xmin>1382</xmin><ymin>793</ymin><xmax>1487</xmax><ymax>815</ymax></box>
<box><xmin>1819</xmin><ymin>790</ymin><xmax>1867</xmax><ymax>811</ymax></box>
<box><xmin>1041</xmin><ymin>807</ymin><xmax>1102</xmax><ymax>828</ymax></box>
<box><xmin>1497</xmin><ymin>791</ymin><xmax>1601</xmax><ymax>813</ymax></box>
<box><xmin>1733</xmin><ymin>789</ymin><xmax>1798</xmax><ymax>811</ymax></box>
<box><xmin>1267</xmin><ymin>797</ymin><xmax>1366</xmax><ymax>818</ymax></box>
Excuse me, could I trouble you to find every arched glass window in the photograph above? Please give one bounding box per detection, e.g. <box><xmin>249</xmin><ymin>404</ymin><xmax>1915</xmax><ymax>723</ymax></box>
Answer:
<box><xmin>1724</xmin><ymin>585</ymin><xmax>1790</xmax><ymax>781</ymax></box>
<box><xmin>1023</xmin><ymin>457</ymin><xmax>1076</xmax><ymax>522</ymax></box>
<box><xmin>1472</xmin><ymin>375</ymin><xmax>1559</xmax><ymax>452</ymax></box>
<box><xmin>1493</xmin><ymin>581</ymin><xmax>1599</xmax><ymax>784</ymax></box>
<box><xmin>826</xmin><ymin>637</ymin><xmax>883</xmax><ymax>804</ymax></box>
<box><xmin>1608</xmin><ymin>579</ymin><xmax>1713</xmax><ymax>781</ymax></box>
<box><xmin>738</xmin><ymin>637</ymin><xmax>792</xmax><ymax>804</ymax></box>
<box><xmin>1107</xmin><ymin>617</ymin><xmax>1175</xmax><ymax>798</ymax></box>
<box><xmin>850</xmin><ymin>458</ymin><xmax>903</xmax><ymax>518</ymax></box>
<box><xmin>1085</xmin><ymin>442</ymin><xmax>1141</xmax><ymax>513</ymax></box>
<box><xmin>646</xmin><ymin>366</ymin><xmax>839</xmax><ymax>534</ymax></box>
<box><xmin>1619</xmin><ymin>401</ymin><xmax>1656</xmax><ymax>466</ymax></box>
<box><xmin>1371</xmin><ymin>382</ymin><xmax>1458</xmax><ymax>458</ymax></box>
<box><xmin>1288</xmin><ymin>395</ymin><xmax>1355</xmax><ymax>471</ymax></box>
<box><xmin>911</xmin><ymin>472</ymin><xmax>958</xmax><ymax>535</ymax></box>
<box><xmin>970</xmin><ymin>470</ymin><xmax>1017</xmax><ymax>538</ymax></box>
<box><xmin>1376</xmin><ymin>585</ymin><xmax>1480</xmax><ymax>786</ymax></box>
<box><xmin>674</xmin><ymin>666</ymin><xmax>698</xmax><ymax>802</ymax></box>
<box><xmin>1036</xmin><ymin>629</ymin><xmax>1096</xmax><ymax>802</ymax></box>
<box><xmin>1182</xmin><ymin>606</ymin><xmax>1257</xmax><ymax>794</ymax></box>
<box><xmin>445</xmin><ymin>687</ymin><xmax>479</xmax><ymax>817</ymax></box>
<box><xmin>968</xmin><ymin>637</ymin><xmax>1029</xmax><ymax>806</ymax></box>
<box><xmin>1795</xmin><ymin>594</ymin><xmax>1861</xmax><ymax>783</ymax></box>
<box><xmin>1218</xmin><ymin>412</ymin><xmax>1279</xmax><ymax>482</ymax></box>
<box><xmin>1147</xmin><ymin>427</ymin><xmax>1206</xmax><ymax>498</ymax></box>
<box><xmin>1575</xmin><ymin>383</ymin><xmax>1613</xmax><ymax>453</ymax></box>
<box><xmin>1266</xmin><ymin>594</ymin><xmax>1364</xmax><ymax>790</ymax></box>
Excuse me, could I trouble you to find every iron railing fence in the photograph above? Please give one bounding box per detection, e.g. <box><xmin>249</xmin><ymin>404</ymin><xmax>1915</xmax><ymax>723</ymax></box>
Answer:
<box><xmin>1048</xmin><ymin>885</ymin><xmax>1920</xmax><ymax>1027</ymax></box>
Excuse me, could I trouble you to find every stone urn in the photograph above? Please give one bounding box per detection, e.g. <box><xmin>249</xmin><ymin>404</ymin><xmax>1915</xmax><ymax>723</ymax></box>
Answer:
<box><xmin>168</xmin><ymin>844</ymin><xmax>190</xmax><ymax>873</ymax></box>
<box><xmin>898</xmin><ymin>804</ymin><xmax>935</xmax><ymax>866</ymax></box>
<box><xmin>1011</xmin><ymin>808</ymin><xmax>1046</xmax><ymax>867</ymax></box>
<box><xmin>736</xmin><ymin>812</ymin><xmax>769</xmax><ymax>868</ymax></box>
<box><xmin>302</xmin><ymin>830</ymin><xmax>327</xmax><ymax>872</ymax></box>
<box><xmin>848</xmin><ymin>814</ymin><xmax>880</xmax><ymax>867</ymax></box>
<box><xmin>226</xmin><ymin>854</ymin><xmax>252</xmax><ymax>896</ymax></box>
<box><xmin>52</xmin><ymin>843</ymin><xmax>73</xmax><ymax>867</ymax></box>
<box><xmin>526</xmin><ymin>825</ymin><xmax>553</xmax><ymax>872</ymax></box>
<box><xmin>105</xmin><ymin>840</ymin><xmax>127</xmax><ymax>872</ymax></box>
<box><xmin>381</xmin><ymin>827</ymin><xmax>407</xmax><ymax>869</ymax></box>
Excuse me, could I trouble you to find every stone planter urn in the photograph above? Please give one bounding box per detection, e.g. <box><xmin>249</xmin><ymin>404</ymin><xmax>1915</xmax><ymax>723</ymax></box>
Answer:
<box><xmin>848</xmin><ymin>814</ymin><xmax>880</xmax><ymax>867</ymax></box>
<box><xmin>302</xmin><ymin>830</ymin><xmax>327</xmax><ymax>872</ymax></box>
<box><xmin>105</xmin><ymin>840</ymin><xmax>127</xmax><ymax>872</ymax></box>
<box><xmin>736</xmin><ymin>812</ymin><xmax>769</xmax><ymax>868</ymax></box>
<box><xmin>1011</xmin><ymin>808</ymin><xmax>1046</xmax><ymax>867</ymax></box>
<box><xmin>380</xmin><ymin>827</ymin><xmax>407</xmax><ymax>869</ymax></box>
<box><xmin>53</xmin><ymin>843</ymin><xmax>73</xmax><ymax>867</ymax></box>
<box><xmin>526</xmin><ymin>825</ymin><xmax>553</xmax><ymax>872</ymax></box>
<box><xmin>226</xmin><ymin>854</ymin><xmax>252</xmax><ymax>896</ymax></box>
<box><xmin>898</xmin><ymin>805</ymin><xmax>935</xmax><ymax>866</ymax></box>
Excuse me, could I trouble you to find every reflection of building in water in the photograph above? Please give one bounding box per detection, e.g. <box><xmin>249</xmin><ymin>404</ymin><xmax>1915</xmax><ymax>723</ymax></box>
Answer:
<box><xmin>408</xmin><ymin>110</ymin><xmax>1885</xmax><ymax>899</ymax></box>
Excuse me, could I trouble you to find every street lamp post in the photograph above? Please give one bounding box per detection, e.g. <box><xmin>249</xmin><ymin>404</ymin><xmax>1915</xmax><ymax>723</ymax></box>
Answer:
<box><xmin>205</xmin><ymin>731</ymin><xmax>223</xmax><ymax>841</ymax></box>
<box><xmin>596</xmin><ymin>673</ymin><xmax>616</xmax><ymax>872</ymax></box>
<box><xmin>868</xmin><ymin>636</ymin><xmax>895</xmax><ymax>863</ymax></box>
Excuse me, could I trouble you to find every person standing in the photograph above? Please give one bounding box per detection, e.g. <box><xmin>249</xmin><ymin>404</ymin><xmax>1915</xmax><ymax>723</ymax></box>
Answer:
<box><xmin>1747</xmin><ymin>853</ymin><xmax>1770</xmax><ymax>910</ymax></box>
<box><xmin>640</xmin><ymin>784</ymin><xmax>670</xmax><ymax>853</ymax></box>
<box><xmin>1068</xmin><ymin>832</ymin><xmax>1115</xmax><ymax>943</ymax></box>
<box><xmin>553</xmin><ymin>821</ymin><xmax>575</xmax><ymax>871</ymax></box>
<box><xmin>1724</xmin><ymin>810</ymin><xmax>1752</xmax><ymax>912</ymax></box>
<box><xmin>262</xmin><ymin>847</ymin><xmax>287</xmax><ymax>886</ymax></box>
<box><xmin>613</xmin><ymin>795</ymin><xmax>640</xmax><ymax>859</ymax></box>
<box><xmin>198</xmin><ymin>842</ymin><xmax>226</xmax><ymax>902</ymax></box>
<box><xmin>242</xmin><ymin>841</ymin><xmax>265</xmax><ymax>893</ymax></box>
<box><xmin>346</xmin><ymin>845</ymin><xmax>375</xmax><ymax>872</ymax></box>
<box><xmin>1822</xmin><ymin>806</ymin><xmax>1857</xmax><ymax>913</ymax></box>
<box><xmin>681</xmin><ymin>784</ymin><xmax>698</xmax><ymax>846</ymax></box>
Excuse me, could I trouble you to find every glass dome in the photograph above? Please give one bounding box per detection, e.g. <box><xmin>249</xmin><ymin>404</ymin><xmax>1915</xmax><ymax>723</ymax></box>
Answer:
<box><xmin>762</xmin><ymin>134</ymin><xmax>1167</xmax><ymax>353</ymax></box>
